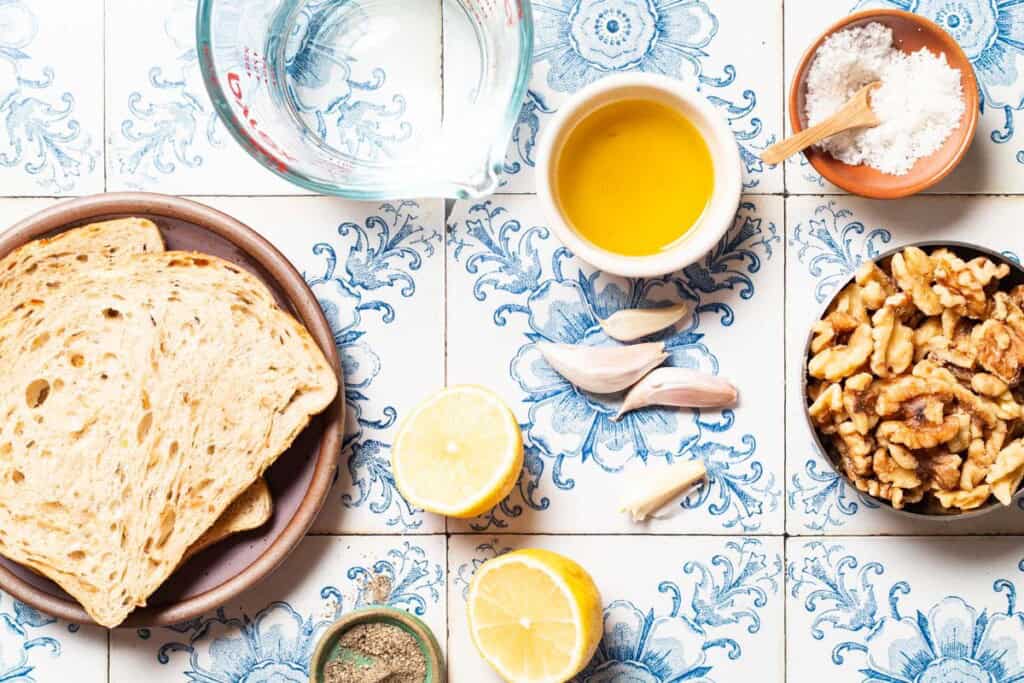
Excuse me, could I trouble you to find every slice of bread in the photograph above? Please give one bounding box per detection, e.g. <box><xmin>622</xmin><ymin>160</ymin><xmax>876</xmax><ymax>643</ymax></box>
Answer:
<box><xmin>0</xmin><ymin>218</ymin><xmax>164</xmax><ymax>311</ymax></box>
<box><xmin>182</xmin><ymin>478</ymin><xmax>272</xmax><ymax>564</ymax></box>
<box><xmin>0</xmin><ymin>251</ymin><xmax>337</xmax><ymax>627</ymax></box>
<box><xmin>0</xmin><ymin>218</ymin><xmax>274</xmax><ymax>561</ymax></box>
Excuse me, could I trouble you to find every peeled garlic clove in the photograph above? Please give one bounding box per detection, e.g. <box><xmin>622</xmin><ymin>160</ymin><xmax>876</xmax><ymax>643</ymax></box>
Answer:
<box><xmin>600</xmin><ymin>303</ymin><xmax>689</xmax><ymax>342</ymax></box>
<box><xmin>615</xmin><ymin>367</ymin><xmax>738</xmax><ymax>420</ymax></box>
<box><xmin>537</xmin><ymin>341</ymin><xmax>667</xmax><ymax>394</ymax></box>
<box><xmin>619</xmin><ymin>459</ymin><xmax>707</xmax><ymax>522</ymax></box>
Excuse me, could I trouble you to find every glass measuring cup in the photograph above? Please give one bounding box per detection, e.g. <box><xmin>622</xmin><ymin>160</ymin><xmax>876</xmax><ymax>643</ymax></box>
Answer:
<box><xmin>197</xmin><ymin>0</ymin><xmax>533</xmax><ymax>199</ymax></box>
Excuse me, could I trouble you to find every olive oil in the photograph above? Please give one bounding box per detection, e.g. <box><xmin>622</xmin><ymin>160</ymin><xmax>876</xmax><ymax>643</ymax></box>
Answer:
<box><xmin>555</xmin><ymin>99</ymin><xmax>715</xmax><ymax>257</ymax></box>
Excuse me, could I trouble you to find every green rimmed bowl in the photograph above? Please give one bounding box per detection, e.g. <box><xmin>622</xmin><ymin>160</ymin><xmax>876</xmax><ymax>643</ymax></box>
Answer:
<box><xmin>309</xmin><ymin>606</ymin><xmax>445</xmax><ymax>683</ymax></box>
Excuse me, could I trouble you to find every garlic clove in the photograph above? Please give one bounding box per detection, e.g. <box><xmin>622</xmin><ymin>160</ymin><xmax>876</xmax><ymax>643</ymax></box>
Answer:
<box><xmin>600</xmin><ymin>303</ymin><xmax>690</xmax><ymax>342</ymax></box>
<box><xmin>537</xmin><ymin>341</ymin><xmax>668</xmax><ymax>394</ymax></box>
<box><xmin>619</xmin><ymin>459</ymin><xmax>707</xmax><ymax>522</ymax></box>
<box><xmin>615</xmin><ymin>367</ymin><xmax>738</xmax><ymax>421</ymax></box>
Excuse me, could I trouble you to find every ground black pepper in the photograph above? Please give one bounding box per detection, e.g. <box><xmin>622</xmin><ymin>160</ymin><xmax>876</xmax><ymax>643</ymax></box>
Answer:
<box><xmin>323</xmin><ymin>622</ymin><xmax>427</xmax><ymax>683</ymax></box>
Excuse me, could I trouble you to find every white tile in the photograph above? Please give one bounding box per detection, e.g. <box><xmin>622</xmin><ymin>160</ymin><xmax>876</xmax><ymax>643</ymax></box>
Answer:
<box><xmin>788</xmin><ymin>537</ymin><xmax>1024</xmax><ymax>682</ymax></box>
<box><xmin>498</xmin><ymin>0</ymin><xmax>783</xmax><ymax>193</ymax></box>
<box><xmin>447</xmin><ymin>194</ymin><xmax>784</xmax><ymax>533</ymax></box>
<box><xmin>192</xmin><ymin>196</ymin><xmax>445</xmax><ymax>534</ymax></box>
<box><xmin>784</xmin><ymin>0</ymin><xmax>1024</xmax><ymax>194</ymax></box>
<box><xmin>0</xmin><ymin>0</ymin><xmax>103</xmax><ymax>194</ymax></box>
<box><xmin>110</xmin><ymin>535</ymin><xmax>447</xmax><ymax>682</ymax></box>
<box><xmin>448</xmin><ymin>535</ymin><xmax>784</xmax><ymax>683</ymax></box>
<box><xmin>786</xmin><ymin>195</ymin><xmax>1024</xmax><ymax>534</ymax></box>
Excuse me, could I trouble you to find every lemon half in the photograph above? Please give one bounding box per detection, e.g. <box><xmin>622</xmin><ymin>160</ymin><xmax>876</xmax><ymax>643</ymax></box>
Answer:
<box><xmin>392</xmin><ymin>385</ymin><xmax>523</xmax><ymax>518</ymax></box>
<box><xmin>467</xmin><ymin>549</ymin><xmax>603</xmax><ymax>683</ymax></box>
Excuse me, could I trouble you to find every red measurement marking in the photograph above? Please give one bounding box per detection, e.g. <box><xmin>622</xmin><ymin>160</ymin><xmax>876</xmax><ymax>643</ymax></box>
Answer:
<box><xmin>225</xmin><ymin>71</ymin><xmax>297</xmax><ymax>172</ymax></box>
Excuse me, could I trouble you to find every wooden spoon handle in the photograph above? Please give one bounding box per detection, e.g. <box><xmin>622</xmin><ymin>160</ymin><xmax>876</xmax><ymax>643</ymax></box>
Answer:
<box><xmin>760</xmin><ymin>82</ymin><xmax>881</xmax><ymax>165</ymax></box>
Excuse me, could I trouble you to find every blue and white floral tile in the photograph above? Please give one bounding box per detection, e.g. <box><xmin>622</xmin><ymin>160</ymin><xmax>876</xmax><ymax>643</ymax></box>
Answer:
<box><xmin>105</xmin><ymin>0</ymin><xmax>442</xmax><ymax>196</ymax></box>
<box><xmin>787</xmin><ymin>537</ymin><xmax>1024</xmax><ymax>682</ymax></box>
<box><xmin>495</xmin><ymin>0</ymin><xmax>784</xmax><ymax>194</ymax></box>
<box><xmin>109</xmin><ymin>535</ymin><xmax>447</xmax><ymax>683</ymax></box>
<box><xmin>448</xmin><ymin>535</ymin><xmax>784</xmax><ymax>682</ymax></box>
<box><xmin>0</xmin><ymin>590</ymin><xmax>106</xmax><ymax>683</ymax></box>
<box><xmin>447</xmin><ymin>194</ymin><xmax>784</xmax><ymax>534</ymax></box>
<box><xmin>786</xmin><ymin>195</ymin><xmax>1024</xmax><ymax>534</ymax></box>
<box><xmin>784</xmin><ymin>0</ymin><xmax>1024</xmax><ymax>194</ymax></box>
<box><xmin>182</xmin><ymin>196</ymin><xmax>445</xmax><ymax>534</ymax></box>
<box><xmin>0</xmin><ymin>0</ymin><xmax>103</xmax><ymax>195</ymax></box>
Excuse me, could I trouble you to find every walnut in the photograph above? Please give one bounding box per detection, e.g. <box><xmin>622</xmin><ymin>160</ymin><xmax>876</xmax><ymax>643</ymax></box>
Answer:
<box><xmin>986</xmin><ymin>439</ymin><xmax>1024</xmax><ymax>505</ymax></box>
<box><xmin>961</xmin><ymin>438</ymin><xmax>990</xmax><ymax>490</ymax></box>
<box><xmin>935</xmin><ymin>485</ymin><xmax>992</xmax><ymax>511</ymax></box>
<box><xmin>913</xmin><ymin>360</ymin><xmax>1004</xmax><ymax>429</ymax></box>
<box><xmin>873</xmin><ymin>447</ymin><xmax>921</xmax><ymax>489</ymax></box>
<box><xmin>941</xmin><ymin>309</ymin><xmax>961</xmax><ymax>340</ymax></box>
<box><xmin>871</xmin><ymin>295</ymin><xmax>915</xmax><ymax>378</ymax></box>
<box><xmin>972</xmin><ymin>373</ymin><xmax>1009</xmax><ymax>397</ymax></box>
<box><xmin>945</xmin><ymin>411</ymin><xmax>973</xmax><ymax>454</ymax></box>
<box><xmin>921</xmin><ymin>451</ymin><xmax>963</xmax><ymax>491</ymax></box>
<box><xmin>913</xmin><ymin>317</ymin><xmax>943</xmax><ymax>361</ymax></box>
<box><xmin>856</xmin><ymin>262</ymin><xmax>897</xmax><ymax>310</ymax></box>
<box><xmin>972</xmin><ymin>319</ymin><xmax>1024</xmax><ymax>385</ymax></box>
<box><xmin>811</xmin><ymin>320</ymin><xmax>835</xmax><ymax>354</ymax></box>
<box><xmin>837</xmin><ymin>421</ymin><xmax>874</xmax><ymax>459</ymax></box>
<box><xmin>874</xmin><ymin>375</ymin><xmax>952</xmax><ymax>417</ymax></box>
<box><xmin>843</xmin><ymin>373</ymin><xmax>877</xmax><ymax>434</ymax></box>
<box><xmin>808</xmin><ymin>382</ymin><xmax>845</xmax><ymax>433</ymax></box>
<box><xmin>931</xmin><ymin>250</ymin><xmax>1008</xmax><ymax>318</ymax></box>
<box><xmin>832</xmin><ymin>283</ymin><xmax>871</xmax><ymax>324</ymax></box>
<box><xmin>854</xmin><ymin>477</ymin><xmax>922</xmax><ymax>510</ymax></box>
<box><xmin>876</xmin><ymin>414</ymin><xmax>960</xmax><ymax>450</ymax></box>
<box><xmin>808</xmin><ymin>323</ymin><xmax>873</xmax><ymax>381</ymax></box>
<box><xmin>892</xmin><ymin>247</ymin><xmax>943</xmax><ymax>315</ymax></box>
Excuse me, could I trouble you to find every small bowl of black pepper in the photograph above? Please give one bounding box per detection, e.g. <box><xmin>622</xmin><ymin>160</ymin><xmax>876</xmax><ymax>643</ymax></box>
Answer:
<box><xmin>309</xmin><ymin>606</ymin><xmax>445</xmax><ymax>683</ymax></box>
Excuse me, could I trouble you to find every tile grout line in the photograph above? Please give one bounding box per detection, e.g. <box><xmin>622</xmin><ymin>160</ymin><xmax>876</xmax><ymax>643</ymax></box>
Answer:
<box><xmin>780</xmin><ymin>0</ymin><xmax>789</xmax><ymax>670</ymax></box>
<box><xmin>780</xmin><ymin>0</ymin><xmax>787</xmax><ymax>198</ymax></box>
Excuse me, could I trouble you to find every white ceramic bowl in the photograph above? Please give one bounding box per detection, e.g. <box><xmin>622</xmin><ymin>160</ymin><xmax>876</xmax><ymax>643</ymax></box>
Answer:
<box><xmin>536</xmin><ymin>73</ymin><xmax>742</xmax><ymax>278</ymax></box>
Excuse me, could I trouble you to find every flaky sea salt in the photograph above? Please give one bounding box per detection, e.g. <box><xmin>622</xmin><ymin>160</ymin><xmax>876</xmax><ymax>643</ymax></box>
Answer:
<box><xmin>804</xmin><ymin>22</ymin><xmax>965</xmax><ymax>176</ymax></box>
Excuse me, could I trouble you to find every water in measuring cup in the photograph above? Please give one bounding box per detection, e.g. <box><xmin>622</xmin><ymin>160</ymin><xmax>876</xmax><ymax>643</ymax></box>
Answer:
<box><xmin>268</xmin><ymin>0</ymin><xmax>487</xmax><ymax>168</ymax></box>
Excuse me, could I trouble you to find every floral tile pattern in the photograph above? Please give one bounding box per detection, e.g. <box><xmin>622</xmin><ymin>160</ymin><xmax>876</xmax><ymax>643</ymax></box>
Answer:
<box><xmin>0</xmin><ymin>590</ymin><xmax>106</xmax><ymax>683</ymax></box>
<box><xmin>0</xmin><ymin>0</ymin><xmax>103</xmax><ymax>195</ymax></box>
<box><xmin>786</xmin><ymin>195</ymin><xmax>1024</xmax><ymax>534</ymax></box>
<box><xmin>448</xmin><ymin>535</ymin><xmax>784</xmax><ymax>683</ymax></box>
<box><xmin>109</xmin><ymin>536</ymin><xmax>447</xmax><ymax>682</ymax></box>
<box><xmin>496</xmin><ymin>0</ymin><xmax>784</xmax><ymax>193</ymax></box>
<box><xmin>447</xmin><ymin>194</ymin><xmax>785</xmax><ymax>533</ymax></box>
<box><xmin>784</xmin><ymin>0</ymin><xmax>1024</xmax><ymax>194</ymax></box>
<box><xmin>788</xmin><ymin>537</ymin><xmax>1024</xmax><ymax>682</ymax></box>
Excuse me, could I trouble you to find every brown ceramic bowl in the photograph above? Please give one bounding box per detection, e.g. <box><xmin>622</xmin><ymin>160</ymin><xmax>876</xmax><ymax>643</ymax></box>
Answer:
<box><xmin>0</xmin><ymin>193</ymin><xmax>344</xmax><ymax>627</ymax></box>
<box><xmin>789</xmin><ymin>9</ymin><xmax>979</xmax><ymax>199</ymax></box>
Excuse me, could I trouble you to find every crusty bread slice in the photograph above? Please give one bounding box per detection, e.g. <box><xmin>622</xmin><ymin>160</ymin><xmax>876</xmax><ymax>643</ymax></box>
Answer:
<box><xmin>0</xmin><ymin>218</ymin><xmax>164</xmax><ymax>311</ymax></box>
<box><xmin>182</xmin><ymin>478</ymin><xmax>272</xmax><ymax>563</ymax></box>
<box><xmin>0</xmin><ymin>218</ymin><xmax>274</xmax><ymax>561</ymax></box>
<box><xmin>0</xmin><ymin>251</ymin><xmax>337</xmax><ymax>627</ymax></box>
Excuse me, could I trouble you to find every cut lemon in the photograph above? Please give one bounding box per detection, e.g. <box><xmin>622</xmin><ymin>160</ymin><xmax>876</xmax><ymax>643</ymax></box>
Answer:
<box><xmin>467</xmin><ymin>549</ymin><xmax>603</xmax><ymax>683</ymax></box>
<box><xmin>392</xmin><ymin>385</ymin><xmax>523</xmax><ymax>518</ymax></box>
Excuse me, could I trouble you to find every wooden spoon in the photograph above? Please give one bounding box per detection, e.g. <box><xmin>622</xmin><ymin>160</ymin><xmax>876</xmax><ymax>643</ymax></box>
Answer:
<box><xmin>760</xmin><ymin>82</ymin><xmax>881</xmax><ymax>165</ymax></box>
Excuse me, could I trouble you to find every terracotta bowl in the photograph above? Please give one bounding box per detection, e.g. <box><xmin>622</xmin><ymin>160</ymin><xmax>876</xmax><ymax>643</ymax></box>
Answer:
<box><xmin>789</xmin><ymin>9</ymin><xmax>979</xmax><ymax>199</ymax></box>
<box><xmin>802</xmin><ymin>241</ymin><xmax>1024</xmax><ymax>520</ymax></box>
<box><xmin>0</xmin><ymin>193</ymin><xmax>344</xmax><ymax>627</ymax></box>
